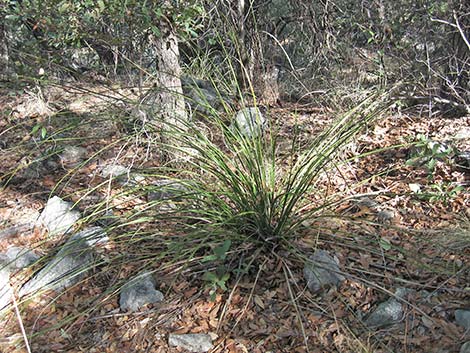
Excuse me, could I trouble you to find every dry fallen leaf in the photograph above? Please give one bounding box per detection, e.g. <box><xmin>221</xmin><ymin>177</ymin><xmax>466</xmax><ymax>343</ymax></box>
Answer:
<box><xmin>253</xmin><ymin>295</ymin><xmax>265</xmax><ymax>309</ymax></box>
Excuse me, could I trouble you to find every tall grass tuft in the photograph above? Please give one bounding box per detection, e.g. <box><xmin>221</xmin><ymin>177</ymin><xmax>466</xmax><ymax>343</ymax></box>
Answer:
<box><xmin>157</xmin><ymin>90</ymin><xmax>391</xmax><ymax>251</ymax></box>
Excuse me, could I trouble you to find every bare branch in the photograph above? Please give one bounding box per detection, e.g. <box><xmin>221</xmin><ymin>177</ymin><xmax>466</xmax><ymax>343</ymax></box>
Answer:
<box><xmin>454</xmin><ymin>11</ymin><xmax>470</xmax><ymax>52</ymax></box>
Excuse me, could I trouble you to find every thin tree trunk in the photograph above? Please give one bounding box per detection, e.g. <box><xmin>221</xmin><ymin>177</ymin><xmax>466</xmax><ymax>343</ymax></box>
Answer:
<box><xmin>0</xmin><ymin>14</ymin><xmax>10</xmax><ymax>78</ymax></box>
<box><xmin>141</xmin><ymin>19</ymin><xmax>188</xmax><ymax>162</ymax></box>
<box><xmin>233</xmin><ymin>0</ymin><xmax>251</xmax><ymax>90</ymax></box>
<box><xmin>153</xmin><ymin>25</ymin><xmax>187</xmax><ymax>129</ymax></box>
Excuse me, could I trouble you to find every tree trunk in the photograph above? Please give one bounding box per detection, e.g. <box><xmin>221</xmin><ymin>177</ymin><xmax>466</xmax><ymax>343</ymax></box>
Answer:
<box><xmin>141</xmin><ymin>20</ymin><xmax>188</xmax><ymax>162</ymax></box>
<box><xmin>232</xmin><ymin>0</ymin><xmax>251</xmax><ymax>90</ymax></box>
<box><xmin>257</xmin><ymin>64</ymin><xmax>281</xmax><ymax>106</ymax></box>
<box><xmin>439</xmin><ymin>8</ymin><xmax>470</xmax><ymax>116</ymax></box>
<box><xmin>0</xmin><ymin>14</ymin><xmax>10</xmax><ymax>78</ymax></box>
<box><xmin>229</xmin><ymin>1</ymin><xmax>281</xmax><ymax>103</ymax></box>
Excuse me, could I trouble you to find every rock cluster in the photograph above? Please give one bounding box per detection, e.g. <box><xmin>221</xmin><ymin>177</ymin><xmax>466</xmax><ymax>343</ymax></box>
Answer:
<box><xmin>182</xmin><ymin>76</ymin><xmax>229</xmax><ymax>117</ymax></box>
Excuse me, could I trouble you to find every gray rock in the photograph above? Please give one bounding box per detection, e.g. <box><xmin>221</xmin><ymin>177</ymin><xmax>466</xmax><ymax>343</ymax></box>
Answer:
<box><xmin>168</xmin><ymin>333</ymin><xmax>213</xmax><ymax>352</ymax></box>
<box><xmin>377</xmin><ymin>208</ymin><xmax>396</xmax><ymax>224</ymax></box>
<box><xmin>148</xmin><ymin>180</ymin><xmax>188</xmax><ymax>201</ymax></box>
<box><xmin>0</xmin><ymin>265</ymin><xmax>13</xmax><ymax>310</ymax></box>
<box><xmin>365</xmin><ymin>289</ymin><xmax>407</xmax><ymax>328</ymax></box>
<box><xmin>76</xmin><ymin>227</ymin><xmax>109</xmax><ymax>247</ymax></box>
<box><xmin>303</xmin><ymin>250</ymin><xmax>345</xmax><ymax>293</ymax></box>
<box><xmin>455</xmin><ymin>309</ymin><xmax>470</xmax><ymax>330</ymax></box>
<box><xmin>39</xmin><ymin>196</ymin><xmax>81</xmax><ymax>235</ymax></box>
<box><xmin>119</xmin><ymin>272</ymin><xmax>163</xmax><ymax>312</ymax></box>
<box><xmin>394</xmin><ymin>287</ymin><xmax>414</xmax><ymax>299</ymax></box>
<box><xmin>230</xmin><ymin>107</ymin><xmax>266</xmax><ymax>138</ymax></box>
<box><xmin>19</xmin><ymin>228</ymin><xmax>104</xmax><ymax>297</ymax></box>
<box><xmin>132</xmin><ymin>174</ymin><xmax>146</xmax><ymax>184</ymax></box>
<box><xmin>0</xmin><ymin>254</ymin><xmax>8</xmax><ymax>266</ymax></box>
<box><xmin>182</xmin><ymin>77</ymin><xmax>228</xmax><ymax>116</ymax></box>
<box><xmin>59</xmin><ymin>146</ymin><xmax>88</xmax><ymax>168</ymax></box>
<box><xmin>357</xmin><ymin>197</ymin><xmax>379</xmax><ymax>211</ymax></box>
<box><xmin>100</xmin><ymin>164</ymin><xmax>129</xmax><ymax>179</ymax></box>
<box><xmin>5</xmin><ymin>246</ymin><xmax>39</xmax><ymax>269</ymax></box>
<box><xmin>100</xmin><ymin>164</ymin><xmax>145</xmax><ymax>185</ymax></box>
<box><xmin>461</xmin><ymin>341</ymin><xmax>470</xmax><ymax>353</ymax></box>
<box><xmin>173</xmin><ymin>147</ymin><xmax>201</xmax><ymax>164</ymax></box>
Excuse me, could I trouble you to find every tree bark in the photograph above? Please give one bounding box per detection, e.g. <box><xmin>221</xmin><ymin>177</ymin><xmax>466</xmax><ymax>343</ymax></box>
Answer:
<box><xmin>231</xmin><ymin>0</ymin><xmax>251</xmax><ymax>90</ymax></box>
<box><xmin>258</xmin><ymin>64</ymin><xmax>281</xmax><ymax>106</ymax></box>
<box><xmin>141</xmin><ymin>20</ymin><xmax>188</xmax><ymax>161</ymax></box>
<box><xmin>0</xmin><ymin>14</ymin><xmax>10</xmax><ymax>78</ymax></box>
<box><xmin>154</xmin><ymin>26</ymin><xmax>187</xmax><ymax>127</ymax></box>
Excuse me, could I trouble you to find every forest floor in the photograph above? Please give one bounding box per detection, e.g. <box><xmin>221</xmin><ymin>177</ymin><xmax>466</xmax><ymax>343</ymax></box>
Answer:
<box><xmin>0</xmin><ymin>82</ymin><xmax>469</xmax><ymax>353</ymax></box>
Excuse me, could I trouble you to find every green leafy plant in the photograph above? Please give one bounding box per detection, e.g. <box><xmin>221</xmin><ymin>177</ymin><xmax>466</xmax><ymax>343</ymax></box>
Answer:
<box><xmin>413</xmin><ymin>182</ymin><xmax>464</xmax><ymax>204</ymax></box>
<box><xmin>8</xmin><ymin>0</ymin><xmax>205</xmax><ymax>49</ymax></box>
<box><xmin>202</xmin><ymin>240</ymin><xmax>231</xmax><ymax>300</ymax></box>
<box><xmin>406</xmin><ymin>134</ymin><xmax>454</xmax><ymax>178</ymax></box>
<box><xmin>202</xmin><ymin>239</ymin><xmax>231</xmax><ymax>263</ymax></box>
<box><xmin>202</xmin><ymin>271</ymin><xmax>230</xmax><ymax>301</ymax></box>
<box><xmin>31</xmin><ymin>123</ymin><xmax>47</xmax><ymax>139</ymax></box>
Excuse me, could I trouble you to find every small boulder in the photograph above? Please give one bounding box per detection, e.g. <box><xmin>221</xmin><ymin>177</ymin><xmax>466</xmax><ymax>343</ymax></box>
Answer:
<box><xmin>365</xmin><ymin>298</ymin><xmax>403</xmax><ymax>328</ymax></box>
<box><xmin>0</xmin><ymin>265</ymin><xmax>13</xmax><ymax>310</ymax></box>
<box><xmin>59</xmin><ymin>146</ymin><xmax>88</xmax><ymax>168</ymax></box>
<box><xmin>455</xmin><ymin>309</ymin><xmax>470</xmax><ymax>330</ymax></box>
<box><xmin>148</xmin><ymin>180</ymin><xmax>188</xmax><ymax>202</ymax></box>
<box><xmin>100</xmin><ymin>164</ymin><xmax>145</xmax><ymax>185</ymax></box>
<box><xmin>303</xmin><ymin>250</ymin><xmax>345</xmax><ymax>293</ymax></box>
<box><xmin>168</xmin><ymin>333</ymin><xmax>213</xmax><ymax>352</ymax></box>
<box><xmin>4</xmin><ymin>246</ymin><xmax>39</xmax><ymax>269</ymax></box>
<box><xmin>230</xmin><ymin>107</ymin><xmax>266</xmax><ymax>138</ymax></box>
<box><xmin>364</xmin><ymin>288</ymin><xmax>411</xmax><ymax>328</ymax></box>
<box><xmin>119</xmin><ymin>272</ymin><xmax>163</xmax><ymax>312</ymax></box>
<box><xmin>39</xmin><ymin>196</ymin><xmax>81</xmax><ymax>235</ymax></box>
<box><xmin>19</xmin><ymin>227</ymin><xmax>105</xmax><ymax>297</ymax></box>
<box><xmin>182</xmin><ymin>78</ymin><xmax>222</xmax><ymax>116</ymax></box>
<box><xmin>461</xmin><ymin>341</ymin><xmax>470</xmax><ymax>353</ymax></box>
<box><xmin>377</xmin><ymin>208</ymin><xmax>397</xmax><ymax>224</ymax></box>
<box><xmin>100</xmin><ymin>164</ymin><xmax>129</xmax><ymax>179</ymax></box>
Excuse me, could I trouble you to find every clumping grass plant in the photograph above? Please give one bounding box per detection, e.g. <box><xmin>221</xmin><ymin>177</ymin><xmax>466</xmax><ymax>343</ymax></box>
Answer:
<box><xmin>153</xmin><ymin>89</ymin><xmax>392</xmax><ymax>257</ymax></box>
<box><xmin>125</xmin><ymin>84</ymin><xmax>393</xmax><ymax>309</ymax></box>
